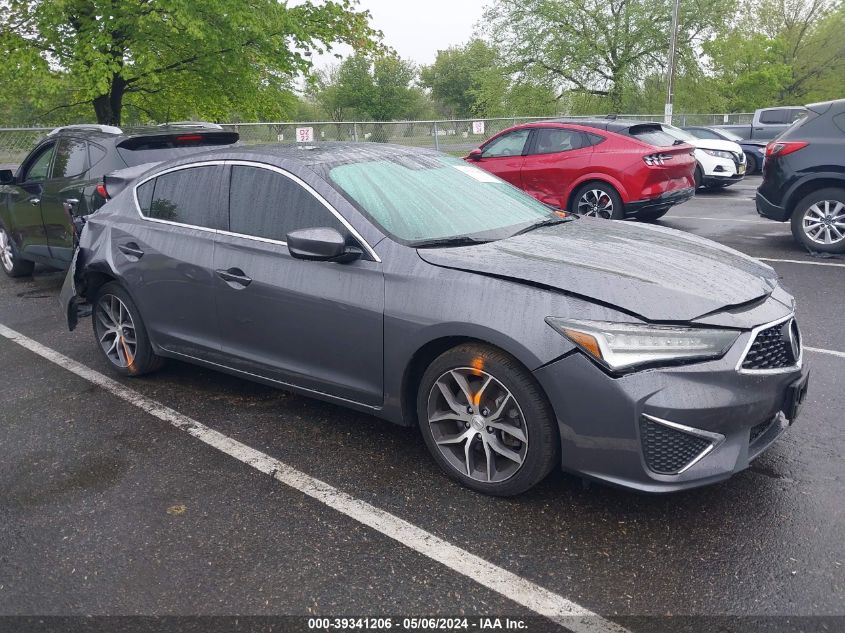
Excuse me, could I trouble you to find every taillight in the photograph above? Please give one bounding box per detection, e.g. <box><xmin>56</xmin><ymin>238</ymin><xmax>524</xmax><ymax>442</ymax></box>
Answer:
<box><xmin>643</xmin><ymin>153</ymin><xmax>673</xmax><ymax>166</ymax></box>
<box><xmin>96</xmin><ymin>183</ymin><xmax>109</xmax><ymax>199</ymax></box>
<box><xmin>765</xmin><ymin>141</ymin><xmax>808</xmax><ymax>158</ymax></box>
<box><xmin>175</xmin><ymin>134</ymin><xmax>204</xmax><ymax>143</ymax></box>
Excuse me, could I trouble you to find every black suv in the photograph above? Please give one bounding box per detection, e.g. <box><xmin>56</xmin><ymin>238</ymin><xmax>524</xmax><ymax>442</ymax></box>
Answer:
<box><xmin>756</xmin><ymin>99</ymin><xmax>845</xmax><ymax>254</ymax></box>
<box><xmin>0</xmin><ymin>124</ymin><xmax>238</xmax><ymax>276</ymax></box>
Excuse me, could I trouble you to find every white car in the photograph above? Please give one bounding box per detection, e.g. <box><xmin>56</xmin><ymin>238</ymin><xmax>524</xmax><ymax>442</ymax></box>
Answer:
<box><xmin>663</xmin><ymin>125</ymin><xmax>746</xmax><ymax>189</ymax></box>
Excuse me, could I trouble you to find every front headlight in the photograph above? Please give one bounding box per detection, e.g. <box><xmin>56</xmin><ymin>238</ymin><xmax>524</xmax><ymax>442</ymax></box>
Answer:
<box><xmin>545</xmin><ymin>318</ymin><xmax>740</xmax><ymax>371</ymax></box>
<box><xmin>702</xmin><ymin>149</ymin><xmax>734</xmax><ymax>160</ymax></box>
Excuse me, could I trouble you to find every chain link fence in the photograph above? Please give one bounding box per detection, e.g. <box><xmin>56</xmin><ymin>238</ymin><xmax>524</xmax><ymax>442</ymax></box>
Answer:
<box><xmin>1</xmin><ymin>113</ymin><xmax>754</xmax><ymax>167</ymax></box>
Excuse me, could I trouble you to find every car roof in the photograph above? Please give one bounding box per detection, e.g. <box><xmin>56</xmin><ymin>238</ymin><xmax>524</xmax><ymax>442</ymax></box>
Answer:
<box><xmin>193</xmin><ymin>142</ymin><xmax>444</xmax><ymax>169</ymax></box>
<box><xmin>546</xmin><ymin>118</ymin><xmax>664</xmax><ymax>133</ymax></box>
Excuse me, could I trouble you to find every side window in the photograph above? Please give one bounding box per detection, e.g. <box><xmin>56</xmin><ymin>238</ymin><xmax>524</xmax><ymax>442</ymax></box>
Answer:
<box><xmin>584</xmin><ymin>132</ymin><xmax>605</xmax><ymax>147</ymax></box>
<box><xmin>482</xmin><ymin>130</ymin><xmax>530</xmax><ymax>158</ymax></box>
<box><xmin>531</xmin><ymin>128</ymin><xmax>585</xmax><ymax>155</ymax></box>
<box><xmin>89</xmin><ymin>143</ymin><xmax>107</xmax><ymax>169</ymax></box>
<box><xmin>22</xmin><ymin>143</ymin><xmax>56</xmax><ymax>182</ymax></box>
<box><xmin>228</xmin><ymin>166</ymin><xmax>344</xmax><ymax>242</ymax></box>
<box><xmin>136</xmin><ymin>180</ymin><xmax>154</xmax><ymax>215</ymax></box>
<box><xmin>53</xmin><ymin>138</ymin><xmax>89</xmax><ymax>179</ymax></box>
<box><xmin>139</xmin><ymin>166</ymin><xmax>226</xmax><ymax>230</ymax></box>
<box><xmin>759</xmin><ymin>109</ymin><xmax>788</xmax><ymax>125</ymax></box>
<box><xmin>788</xmin><ymin>109</ymin><xmax>807</xmax><ymax>123</ymax></box>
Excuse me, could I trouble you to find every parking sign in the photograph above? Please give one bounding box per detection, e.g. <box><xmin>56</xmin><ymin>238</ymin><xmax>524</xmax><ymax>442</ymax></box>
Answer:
<box><xmin>472</xmin><ymin>121</ymin><xmax>485</xmax><ymax>135</ymax></box>
<box><xmin>296</xmin><ymin>127</ymin><xmax>314</xmax><ymax>143</ymax></box>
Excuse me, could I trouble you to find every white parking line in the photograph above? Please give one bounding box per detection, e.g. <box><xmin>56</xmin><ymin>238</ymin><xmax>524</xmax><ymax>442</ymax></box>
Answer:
<box><xmin>756</xmin><ymin>257</ymin><xmax>845</xmax><ymax>268</ymax></box>
<box><xmin>668</xmin><ymin>216</ymin><xmax>768</xmax><ymax>223</ymax></box>
<box><xmin>806</xmin><ymin>346</ymin><xmax>845</xmax><ymax>360</ymax></box>
<box><xmin>0</xmin><ymin>322</ymin><xmax>628</xmax><ymax>633</ymax></box>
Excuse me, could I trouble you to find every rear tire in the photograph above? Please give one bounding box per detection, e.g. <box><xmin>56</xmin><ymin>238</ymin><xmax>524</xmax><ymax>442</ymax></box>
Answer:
<box><xmin>571</xmin><ymin>182</ymin><xmax>624</xmax><ymax>219</ymax></box>
<box><xmin>417</xmin><ymin>343</ymin><xmax>559</xmax><ymax>496</ymax></box>
<box><xmin>92</xmin><ymin>282</ymin><xmax>165</xmax><ymax>376</ymax></box>
<box><xmin>790</xmin><ymin>188</ymin><xmax>845</xmax><ymax>254</ymax></box>
<box><xmin>0</xmin><ymin>225</ymin><xmax>35</xmax><ymax>278</ymax></box>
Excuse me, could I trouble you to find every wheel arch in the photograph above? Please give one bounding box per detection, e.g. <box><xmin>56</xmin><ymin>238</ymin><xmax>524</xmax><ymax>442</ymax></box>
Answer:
<box><xmin>399</xmin><ymin>334</ymin><xmax>550</xmax><ymax>429</ymax></box>
<box><xmin>784</xmin><ymin>175</ymin><xmax>845</xmax><ymax>217</ymax></box>
<box><xmin>565</xmin><ymin>176</ymin><xmax>627</xmax><ymax>212</ymax></box>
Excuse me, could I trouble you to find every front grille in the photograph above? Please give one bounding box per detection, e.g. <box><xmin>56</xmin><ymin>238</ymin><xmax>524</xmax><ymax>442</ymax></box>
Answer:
<box><xmin>640</xmin><ymin>417</ymin><xmax>713</xmax><ymax>475</ymax></box>
<box><xmin>749</xmin><ymin>419</ymin><xmax>774</xmax><ymax>444</ymax></box>
<box><xmin>741</xmin><ymin>319</ymin><xmax>800</xmax><ymax>371</ymax></box>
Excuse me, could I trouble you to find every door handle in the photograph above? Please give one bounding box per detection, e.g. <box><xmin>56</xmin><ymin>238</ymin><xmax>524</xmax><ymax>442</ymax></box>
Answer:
<box><xmin>63</xmin><ymin>198</ymin><xmax>80</xmax><ymax>212</ymax></box>
<box><xmin>216</xmin><ymin>267</ymin><xmax>252</xmax><ymax>287</ymax></box>
<box><xmin>29</xmin><ymin>197</ymin><xmax>40</xmax><ymax>206</ymax></box>
<box><xmin>118</xmin><ymin>242</ymin><xmax>144</xmax><ymax>259</ymax></box>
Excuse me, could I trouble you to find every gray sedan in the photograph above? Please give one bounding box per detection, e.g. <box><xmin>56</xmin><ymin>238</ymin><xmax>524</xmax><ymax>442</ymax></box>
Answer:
<box><xmin>60</xmin><ymin>143</ymin><xmax>809</xmax><ymax>495</ymax></box>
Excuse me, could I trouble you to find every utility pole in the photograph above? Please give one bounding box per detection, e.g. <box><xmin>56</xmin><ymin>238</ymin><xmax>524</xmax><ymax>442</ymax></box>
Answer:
<box><xmin>665</xmin><ymin>0</ymin><xmax>681</xmax><ymax>125</ymax></box>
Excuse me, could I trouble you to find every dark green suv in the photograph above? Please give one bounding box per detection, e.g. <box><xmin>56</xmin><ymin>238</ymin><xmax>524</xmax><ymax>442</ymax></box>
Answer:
<box><xmin>0</xmin><ymin>123</ymin><xmax>238</xmax><ymax>276</ymax></box>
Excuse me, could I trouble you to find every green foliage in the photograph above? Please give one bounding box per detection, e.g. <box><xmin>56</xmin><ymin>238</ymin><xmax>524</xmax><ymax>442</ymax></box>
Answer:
<box><xmin>0</xmin><ymin>0</ymin><xmax>380</xmax><ymax>124</ymax></box>
<box><xmin>420</xmin><ymin>39</ymin><xmax>500</xmax><ymax>117</ymax></box>
<box><xmin>323</xmin><ymin>53</ymin><xmax>429</xmax><ymax>121</ymax></box>
<box><xmin>481</xmin><ymin>0</ymin><xmax>732</xmax><ymax>112</ymax></box>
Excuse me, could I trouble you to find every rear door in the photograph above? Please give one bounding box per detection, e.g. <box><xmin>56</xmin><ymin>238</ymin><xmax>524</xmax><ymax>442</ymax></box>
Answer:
<box><xmin>473</xmin><ymin>129</ymin><xmax>530</xmax><ymax>188</ymax></box>
<box><xmin>521</xmin><ymin>127</ymin><xmax>593</xmax><ymax>208</ymax></box>
<box><xmin>3</xmin><ymin>141</ymin><xmax>56</xmax><ymax>262</ymax></box>
<box><xmin>39</xmin><ymin>136</ymin><xmax>90</xmax><ymax>264</ymax></box>
<box><xmin>213</xmin><ymin>163</ymin><xmax>384</xmax><ymax>406</ymax></box>
<box><xmin>120</xmin><ymin>163</ymin><xmax>226</xmax><ymax>358</ymax></box>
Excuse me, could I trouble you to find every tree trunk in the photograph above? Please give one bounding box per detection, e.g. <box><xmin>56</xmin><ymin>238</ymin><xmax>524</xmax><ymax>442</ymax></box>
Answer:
<box><xmin>92</xmin><ymin>75</ymin><xmax>127</xmax><ymax>125</ymax></box>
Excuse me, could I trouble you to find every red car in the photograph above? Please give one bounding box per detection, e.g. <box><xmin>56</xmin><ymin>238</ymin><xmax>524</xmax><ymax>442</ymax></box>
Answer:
<box><xmin>466</xmin><ymin>119</ymin><xmax>696</xmax><ymax>221</ymax></box>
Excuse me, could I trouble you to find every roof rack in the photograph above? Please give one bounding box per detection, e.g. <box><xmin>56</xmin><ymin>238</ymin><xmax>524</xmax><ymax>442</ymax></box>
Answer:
<box><xmin>156</xmin><ymin>121</ymin><xmax>223</xmax><ymax>130</ymax></box>
<box><xmin>47</xmin><ymin>124</ymin><xmax>123</xmax><ymax>136</ymax></box>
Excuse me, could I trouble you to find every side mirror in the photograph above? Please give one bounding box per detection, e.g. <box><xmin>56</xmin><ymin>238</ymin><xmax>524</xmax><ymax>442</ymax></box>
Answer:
<box><xmin>286</xmin><ymin>227</ymin><xmax>361</xmax><ymax>263</ymax></box>
<box><xmin>467</xmin><ymin>149</ymin><xmax>483</xmax><ymax>161</ymax></box>
<box><xmin>0</xmin><ymin>169</ymin><xmax>14</xmax><ymax>185</ymax></box>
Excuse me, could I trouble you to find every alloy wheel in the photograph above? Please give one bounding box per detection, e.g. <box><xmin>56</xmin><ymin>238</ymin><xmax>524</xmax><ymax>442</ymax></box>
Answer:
<box><xmin>95</xmin><ymin>294</ymin><xmax>138</xmax><ymax>368</ymax></box>
<box><xmin>0</xmin><ymin>228</ymin><xmax>14</xmax><ymax>272</ymax></box>
<box><xmin>426</xmin><ymin>368</ymin><xmax>528</xmax><ymax>483</ymax></box>
<box><xmin>802</xmin><ymin>200</ymin><xmax>845</xmax><ymax>245</ymax></box>
<box><xmin>577</xmin><ymin>189</ymin><xmax>614</xmax><ymax>218</ymax></box>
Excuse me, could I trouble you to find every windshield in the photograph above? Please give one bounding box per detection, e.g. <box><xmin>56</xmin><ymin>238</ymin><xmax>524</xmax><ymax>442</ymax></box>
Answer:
<box><xmin>328</xmin><ymin>155</ymin><xmax>555</xmax><ymax>244</ymax></box>
<box><xmin>719</xmin><ymin>129</ymin><xmax>744</xmax><ymax>142</ymax></box>
<box><xmin>662</xmin><ymin>125</ymin><xmax>699</xmax><ymax>143</ymax></box>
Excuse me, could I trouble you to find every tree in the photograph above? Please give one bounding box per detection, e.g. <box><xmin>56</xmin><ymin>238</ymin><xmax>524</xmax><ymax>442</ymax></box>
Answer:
<box><xmin>331</xmin><ymin>54</ymin><xmax>425</xmax><ymax>121</ymax></box>
<box><xmin>481</xmin><ymin>0</ymin><xmax>731</xmax><ymax>112</ymax></box>
<box><xmin>420</xmin><ymin>39</ymin><xmax>500</xmax><ymax>118</ymax></box>
<box><xmin>706</xmin><ymin>0</ymin><xmax>845</xmax><ymax>109</ymax></box>
<box><xmin>0</xmin><ymin>0</ymin><xmax>379</xmax><ymax>125</ymax></box>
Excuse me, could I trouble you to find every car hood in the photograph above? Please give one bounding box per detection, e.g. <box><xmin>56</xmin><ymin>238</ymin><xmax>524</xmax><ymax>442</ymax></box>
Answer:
<box><xmin>416</xmin><ymin>219</ymin><xmax>779</xmax><ymax>322</ymax></box>
<box><xmin>689</xmin><ymin>138</ymin><xmax>744</xmax><ymax>153</ymax></box>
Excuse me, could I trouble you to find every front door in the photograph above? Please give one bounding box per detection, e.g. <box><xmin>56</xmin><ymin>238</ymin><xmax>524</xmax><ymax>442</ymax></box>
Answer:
<box><xmin>214</xmin><ymin>164</ymin><xmax>384</xmax><ymax>407</ymax></box>
<box><xmin>4</xmin><ymin>141</ymin><xmax>55</xmax><ymax>262</ymax></box>
<box><xmin>473</xmin><ymin>129</ymin><xmax>530</xmax><ymax>188</ymax></box>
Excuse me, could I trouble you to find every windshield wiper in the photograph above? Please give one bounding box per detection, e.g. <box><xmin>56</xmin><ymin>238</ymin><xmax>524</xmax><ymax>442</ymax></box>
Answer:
<box><xmin>413</xmin><ymin>236</ymin><xmax>494</xmax><ymax>248</ymax></box>
<box><xmin>510</xmin><ymin>215</ymin><xmax>573</xmax><ymax>237</ymax></box>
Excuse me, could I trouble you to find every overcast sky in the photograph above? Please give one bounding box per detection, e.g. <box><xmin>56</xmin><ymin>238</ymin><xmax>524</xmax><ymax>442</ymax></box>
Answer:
<box><xmin>307</xmin><ymin>0</ymin><xmax>489</xmax><ymax>69</ymax></box>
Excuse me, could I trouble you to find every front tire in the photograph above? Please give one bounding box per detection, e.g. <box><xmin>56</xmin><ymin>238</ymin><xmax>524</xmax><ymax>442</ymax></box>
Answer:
<box><xmin>571</xmin><ymin>183</ymin><xmax>624</xmax><ymax>219</ymax></box>
<box><xmin>0</xmin><ymin>226</ymin><xmax>35</xmax><ymax>278</ymax></box>
<box><xmin>92</xmin><ymin>282</ymin><xmax>164</xmax><ymax>376</ymax></box>
<box><xmin>693</xmin><ymin>165</ymin><xmax>703</xmax><ymax>189</ymax></box>
<box><xmin>790</xmin><ymin>188</ymin><xmax>845</xmax><ymax>254</ymax></box>
<box><xmin>417</xmin><ymin>343</ymin><xmax>559</xmax><ymax>496</ymax></box>
<box><xmin>745</xmin><ymin>153</ymin><xmax>758</xmax><ymax>174</ymax></box>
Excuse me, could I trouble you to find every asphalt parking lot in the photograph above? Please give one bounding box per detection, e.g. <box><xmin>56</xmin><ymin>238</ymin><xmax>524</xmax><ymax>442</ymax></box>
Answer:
<box><xmin>1</xmin><ymin>175</ymin><xmax>843</xmax><ymax>632</ymax></box>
